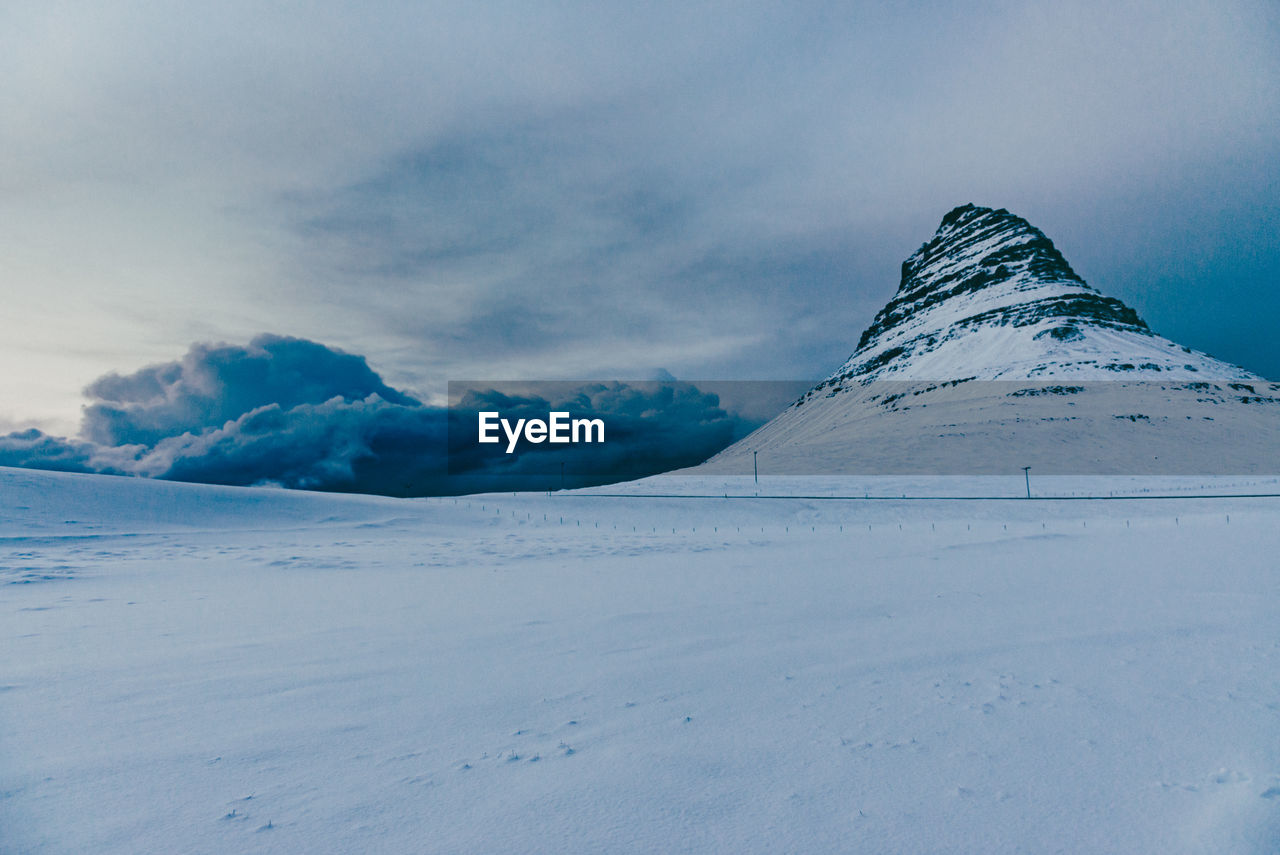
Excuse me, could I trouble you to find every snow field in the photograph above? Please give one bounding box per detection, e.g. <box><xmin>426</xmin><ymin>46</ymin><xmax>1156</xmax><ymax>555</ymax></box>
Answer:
<box><xmin>3</xmin><ymin>468</ymin><xmax>1279</xmax><ymax>853</ymax></box>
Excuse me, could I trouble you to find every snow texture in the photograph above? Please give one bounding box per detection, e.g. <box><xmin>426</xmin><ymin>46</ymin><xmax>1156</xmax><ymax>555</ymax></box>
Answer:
<box><xmin>4</xmin><ymin>466</ymin><xmax>1280</xmax><ymax>853</ymax></box>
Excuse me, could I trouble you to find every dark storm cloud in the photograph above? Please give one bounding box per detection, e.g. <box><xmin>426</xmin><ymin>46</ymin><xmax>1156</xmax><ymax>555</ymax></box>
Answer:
<box><xmin>0</xmin><ymin>430</ymin><xmax>103</xmax><ymax>474</ymax></box>
<box><xmin>0</xmin><ymin>337</ymin><xmax>757</xmax><ymax>495</ymax></box>
<box><xmin>83</xmin><ymin>334</ymin><xmax>417</xmax><ymax>447</ymax></box>
<box><xmin>137</xmin><ymin>396</ymin><xmax>449</xmax><ymax>495</ymax></box>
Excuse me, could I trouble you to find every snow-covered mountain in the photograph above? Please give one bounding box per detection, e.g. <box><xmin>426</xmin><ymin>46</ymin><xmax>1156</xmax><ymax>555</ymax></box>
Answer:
<box><xmin>699</xmin><ymin>205</ymin><xmax>1279</xmax><ymax>475</ymax></box>
<box><xmin>836</xmin><ymin>203</ymin><xmax>1257</xmax><ymax>383</ymax></box>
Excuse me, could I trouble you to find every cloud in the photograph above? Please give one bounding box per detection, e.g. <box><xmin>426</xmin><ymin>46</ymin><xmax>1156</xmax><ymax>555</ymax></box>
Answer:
<box><xmin>130</xmin><ymin>396</ymin><xmax>451</xmax><ymax>495</ymax></box>
<box><xmin>1</xmin><ymin>336</ymin><xmax>758</xmax><ymax>495</ymax></box>
<box><xmin>287</xmin><ymin>109</ymin><xmax>890</xmax><ymax>383</ymax></box>
<box><xmin>1</xmin><ymin>0</ymin><xmax>1276</xmax><ymax>433</ymax></box>
<box><xmin>0</xmin><ymin>429</ymin><xmax>101</xmax><ymax>474</ymax></box>
<box><xmin>82</xmin><ymin>334</ymin><xmax>417</xmax><ymax>447</ymax></box>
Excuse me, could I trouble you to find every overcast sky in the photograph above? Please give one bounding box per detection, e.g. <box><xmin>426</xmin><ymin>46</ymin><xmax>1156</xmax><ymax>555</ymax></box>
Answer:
<box><xmin>3</xmin><ymin>0</ymin><xmax>1277</xmax><ymax>434</ymax></box>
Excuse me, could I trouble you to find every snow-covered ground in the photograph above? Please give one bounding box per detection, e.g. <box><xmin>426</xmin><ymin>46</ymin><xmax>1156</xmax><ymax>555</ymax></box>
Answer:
<box><xmin>4</xmin><ymin>467</ymin><xmax>1280</xmax><ymax>853</ymax></box>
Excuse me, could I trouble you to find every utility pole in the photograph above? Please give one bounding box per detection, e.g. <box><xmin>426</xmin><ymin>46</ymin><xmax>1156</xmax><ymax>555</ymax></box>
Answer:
<box><xmin>753</xmin><ymin>450</ymin><xmax>758</xmax><ymax>485</ymax></box>
<box><xmin>1022</xmin><ymin>466</ymin><xmax>1032</xmax><ymax>499</ymax></box>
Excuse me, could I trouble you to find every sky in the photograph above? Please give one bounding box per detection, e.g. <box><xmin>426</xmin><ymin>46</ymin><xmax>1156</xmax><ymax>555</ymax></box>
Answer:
<box><xmin>2</xmin><ymin>0</ymin><xmax>1278</xmax><ymax>437</ymax></box>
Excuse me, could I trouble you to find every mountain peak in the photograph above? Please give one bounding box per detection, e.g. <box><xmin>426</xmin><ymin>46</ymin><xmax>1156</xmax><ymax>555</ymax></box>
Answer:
<box><xmin>906</xmin><ymin>203</ymin><xmax>1085</xmax><ymax>295</ymax></box>
<box><xmin>829</xmin><ymin>204</ymin><xmax>1249</xmax><ymax>383</ymax></box>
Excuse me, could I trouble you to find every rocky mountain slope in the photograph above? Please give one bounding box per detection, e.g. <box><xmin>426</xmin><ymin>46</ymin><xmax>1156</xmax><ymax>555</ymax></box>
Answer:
<box><xmin>832</xmin><ymin>203</ymin><xmax>1257</xmax><ymax>384</ymax></box>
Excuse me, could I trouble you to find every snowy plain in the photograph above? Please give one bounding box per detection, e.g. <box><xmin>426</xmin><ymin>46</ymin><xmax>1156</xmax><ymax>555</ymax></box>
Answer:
<box><xmin>3</xmin><ymin>466</ymin><xmax>1280</xmax><ymax>853</ymax></box>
